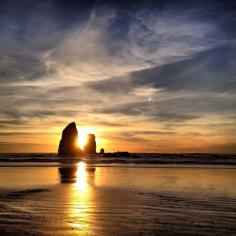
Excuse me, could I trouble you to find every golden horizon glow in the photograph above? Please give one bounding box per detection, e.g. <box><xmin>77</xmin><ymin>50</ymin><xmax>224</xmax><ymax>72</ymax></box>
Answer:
<box><xmin>1</xmin><ymin>119</ymin><xmax>236</xmax><ymax>153</ymax></box>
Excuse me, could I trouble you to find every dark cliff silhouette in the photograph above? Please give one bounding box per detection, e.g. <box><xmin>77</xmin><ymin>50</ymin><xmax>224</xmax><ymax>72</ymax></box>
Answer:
<box><xmin>58</xmin><ymin>122</ymin><xmax>82</xmax><ymax>156</ymax></box>
<box><xmin>58</xmin><ymin>122</ymin><xmax>97</xmax><ymax>156</ymax></box>
<box><xmin>84</xmin><ymin>134</ymin><xmax>96</xmax><ymax>154</ymax></box>
<box><xmin>103</xmin><ymin>151</ymin><xmax>131</xmax><ymax>157</ymax></box>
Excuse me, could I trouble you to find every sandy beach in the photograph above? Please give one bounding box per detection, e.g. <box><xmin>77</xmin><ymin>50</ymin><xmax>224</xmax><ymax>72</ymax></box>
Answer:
<box><xmin>0</xmin><ymin>164</ymin><xmax>236</xmax><ymax>235</ymax></box>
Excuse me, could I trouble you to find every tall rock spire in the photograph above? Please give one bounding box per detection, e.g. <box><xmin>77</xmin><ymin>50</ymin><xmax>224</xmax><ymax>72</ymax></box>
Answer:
<box><xmin>58</xmin><ymin>122</ymin><xmax>82</xmax><ymax>156</ymax></box>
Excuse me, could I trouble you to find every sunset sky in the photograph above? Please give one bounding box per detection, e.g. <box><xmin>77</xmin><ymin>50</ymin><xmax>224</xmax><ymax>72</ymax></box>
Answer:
<box><xmin>0</xmin><ymin>0</ymin><xmax>236</xmax><ymax>153</ymax></box>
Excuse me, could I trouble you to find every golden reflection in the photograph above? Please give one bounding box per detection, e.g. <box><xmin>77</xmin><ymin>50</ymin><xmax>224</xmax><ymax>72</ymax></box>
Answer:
<box><xmin>65</xmin><ymin>162</ymin><xmax>95</xmax><ymax>234</ymax></box>
<box><xmin>75</xmin><ymin>162</ymin><xmax>87</xmax><ymax>190</ymax></box>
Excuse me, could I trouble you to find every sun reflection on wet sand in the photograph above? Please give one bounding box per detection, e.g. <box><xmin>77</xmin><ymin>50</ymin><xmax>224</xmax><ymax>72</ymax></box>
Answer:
<box><xmin>67</xmin><ymin>162</ymin><xmax>94</xmax><ymax>235</ymax></box>
<box><xmin>75</xmin><ymin>162</ymin><xmax>87</xmax><ymax>190</ymax></box>
<box><xmin>1</xmin><ymin>166</ymin><xmax>236</xmax><ymax>235</ymax></box>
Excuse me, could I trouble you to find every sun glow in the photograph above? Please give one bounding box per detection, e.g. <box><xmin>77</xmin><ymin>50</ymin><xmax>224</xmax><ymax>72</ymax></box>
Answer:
<box><xmin>76</xmin><ymin>127</ymin><xmax>95</xmax><ymax>149</ymax></box>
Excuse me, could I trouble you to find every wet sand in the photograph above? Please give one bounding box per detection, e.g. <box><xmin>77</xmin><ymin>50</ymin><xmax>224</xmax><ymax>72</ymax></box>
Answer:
<box><xmin>0</xmin><ymin>165</ymin><xmax>236</xmax><ymax>235</ymax></box>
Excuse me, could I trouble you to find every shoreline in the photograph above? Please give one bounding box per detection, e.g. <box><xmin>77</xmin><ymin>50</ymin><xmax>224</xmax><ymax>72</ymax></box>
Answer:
<box><xmin>1</xmin><ymin>163</ymin><xmax>236</xmax><ymax>168</ymax></box>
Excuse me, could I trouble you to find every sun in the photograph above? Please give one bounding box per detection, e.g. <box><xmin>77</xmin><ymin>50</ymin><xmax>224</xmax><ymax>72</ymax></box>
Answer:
<box><xmin>76</xmin><ymin>127</ymin><xmax>95</xmax><ymax>149</ymax></box>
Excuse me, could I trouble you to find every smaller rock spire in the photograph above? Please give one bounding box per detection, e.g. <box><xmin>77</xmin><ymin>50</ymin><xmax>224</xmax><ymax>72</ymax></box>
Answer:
<box><xmin>84</xmin><ymin>133</ymin><xmax>97</xmax><ymax>154</ymax></box>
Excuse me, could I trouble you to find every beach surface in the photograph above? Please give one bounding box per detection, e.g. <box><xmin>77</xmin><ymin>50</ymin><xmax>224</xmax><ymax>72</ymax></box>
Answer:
<box><xmin>0</xmin><ymin>161</ymin><xmax>236</xmax><ymax>235</ymax></box>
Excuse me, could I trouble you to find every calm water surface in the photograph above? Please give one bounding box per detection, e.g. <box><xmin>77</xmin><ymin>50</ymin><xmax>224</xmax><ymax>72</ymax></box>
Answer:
<box><xmin>0</xmin><ymin>164</ymin><xmax>236</xmax><ymax>235</ymax></box>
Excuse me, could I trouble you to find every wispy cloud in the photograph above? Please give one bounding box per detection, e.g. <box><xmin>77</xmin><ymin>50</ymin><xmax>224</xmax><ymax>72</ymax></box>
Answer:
<box><xmin>0</xmin><ymin>1</ymin><xmax>236</xmax><ymax>152</ymax></box>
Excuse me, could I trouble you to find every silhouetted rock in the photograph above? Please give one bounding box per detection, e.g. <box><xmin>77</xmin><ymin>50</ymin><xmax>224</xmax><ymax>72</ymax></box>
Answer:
<box><xmin>58</xmin><ymin>122</ymin><xmax>82</xmax><ymax>156</ymax></box>
<box><xmin>99</xmin><ymin>148</ymin><xmax>105</xmax><ymax>154</ymax></box>
<box><xmin>84</xmin><ymin>134</ymin><xmax>96</xmax><ymax>154</ymax></box>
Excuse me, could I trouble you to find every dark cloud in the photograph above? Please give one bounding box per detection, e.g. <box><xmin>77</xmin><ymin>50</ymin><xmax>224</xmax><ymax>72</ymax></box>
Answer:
<box><xmin>130</xmin><ymin>45</ymin><xmax>236</xmax><ymax>92</ymax></box>
<box><xmin>0</xmin><ymin>54</ymin><xmax>52</xmax><ymax>82</ymax></box>
<box><xmin>0</xmin><ymin>119</ymin><xmax>27</xmax><ymax>129</ymax></box>
<box><xmin>87</xmin><ymin>45</ymin><xmax>236</xmax><ymax>94</ymax></box>
<box><xmin>97</xmin><ymin>94</ymin><xmax>236</xmax><ymax>121</ymax></box>
<box><xmin>0</xmin><ymin>109</ymin><xmax>78</xmax><ymax>120</ymax></box>
<box><xmin>97</xmin><ymin>100</ymin><xmax>197</xmax><ymax>121</ymax></box>
<box><xmin>0</xmin><ymin>131</ymin><xmax>59</xmax><ymax>136</ymax></box>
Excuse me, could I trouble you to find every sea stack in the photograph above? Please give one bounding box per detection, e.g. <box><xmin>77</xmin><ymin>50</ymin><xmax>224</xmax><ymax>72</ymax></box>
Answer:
<box><xmin>84</xmin><ymin>134</ymin><xmax>96</xmax><ymax>154</ymax></box>
<box><xmin>58</xmin><ymin>122</ymin><xmax>82</xmax><ymax>156</ymax></box>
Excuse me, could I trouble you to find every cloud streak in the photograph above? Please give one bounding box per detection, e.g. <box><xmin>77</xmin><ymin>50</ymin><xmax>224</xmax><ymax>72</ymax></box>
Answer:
<box><xmin>0</xmin><ymin>0</ymin><xmax>236</xmax><ymax>152</ymax></box>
